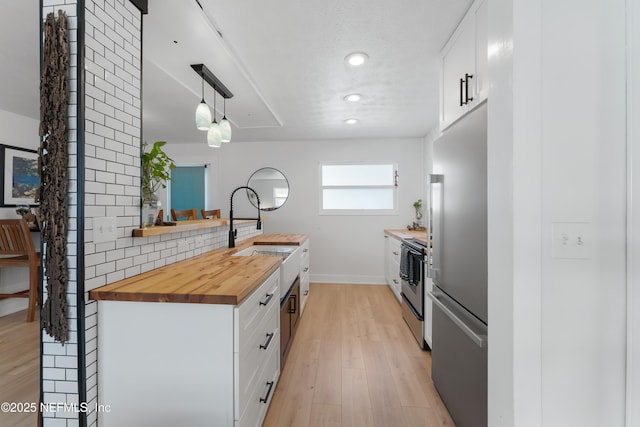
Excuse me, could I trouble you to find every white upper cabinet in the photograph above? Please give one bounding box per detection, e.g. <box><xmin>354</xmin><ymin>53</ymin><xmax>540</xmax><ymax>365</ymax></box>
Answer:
<box><xmin>439</xmin><ymin>0</ymin><xmax>488</xmax><ymax>131</ymax></box>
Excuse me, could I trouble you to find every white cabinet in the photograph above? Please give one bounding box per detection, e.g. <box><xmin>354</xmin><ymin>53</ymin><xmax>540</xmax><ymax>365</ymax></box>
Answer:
<box><xmin>384</xmin><ymin>234</ymin><xmax>402</xmax><ymax>302</ymax></box>
<box><xmin>97</xmin><ymin>270</ymin><xmax>281</xmax><ymax>427</ymax></box>
<box><xmin>439</xmin><ymin>0</ymin><xmax>488</xmax><ymax>131</ymax></box>
<box><xmin>299</xmin><ymin>239</ymin><xmax>310</xmax><ymax>313</ymax></box>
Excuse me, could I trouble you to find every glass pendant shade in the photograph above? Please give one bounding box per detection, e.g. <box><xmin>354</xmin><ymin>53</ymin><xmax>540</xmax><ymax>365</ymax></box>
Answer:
<box><xmin>207</xmin><ymin>121</ymin><xmax>222</xmax><ymax>147</ymax></box>
<box><xmin>220</xmin><ymin>117</ymin><xmax>231</xmax><ymax>143</ymax></box>
<box><xmin>195</xmin><ymin>100</ymin><xmax>211</xmax><ymax>131</ymax></box>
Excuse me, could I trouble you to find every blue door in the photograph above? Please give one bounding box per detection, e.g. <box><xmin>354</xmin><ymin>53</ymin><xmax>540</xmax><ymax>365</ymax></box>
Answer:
<box><xmin>170</xmin><ymin>166</ymin><xmax>205</xmax><ymax>218</ymax></box>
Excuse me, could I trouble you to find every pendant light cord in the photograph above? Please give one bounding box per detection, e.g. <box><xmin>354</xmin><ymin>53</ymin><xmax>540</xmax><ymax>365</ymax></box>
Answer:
<box><xmin>201</xmin><ymin>75</ymin><xmax>205</xmax><ymax>103</ymax></box>
<box><xmin>212</xmin><ymin>89</ymin><xmax>217</xmax><ymax>122</ymax></box>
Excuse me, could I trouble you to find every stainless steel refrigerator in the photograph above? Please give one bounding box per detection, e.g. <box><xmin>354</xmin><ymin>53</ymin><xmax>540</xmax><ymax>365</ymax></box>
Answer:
<box><xmin>427</xmin><ymin>102</ymin><xmax>488</xmax><ymax>427</ymax></box>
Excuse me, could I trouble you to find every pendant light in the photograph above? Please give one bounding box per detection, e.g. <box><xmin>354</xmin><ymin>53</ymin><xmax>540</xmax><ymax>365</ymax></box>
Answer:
<box><xmin>219</xmin><ymin>96</ymin><xmax>232</xmax><ymax>143</ymax></box>
<box><xmin>195</xmin><ymin>75</ymin><xmax>211</xmax><ymax>131</ymax></box>
<box><xmin>207</xmin><ymin>90</ymin><xmax>222</xmax><ymax>148</ymax></box>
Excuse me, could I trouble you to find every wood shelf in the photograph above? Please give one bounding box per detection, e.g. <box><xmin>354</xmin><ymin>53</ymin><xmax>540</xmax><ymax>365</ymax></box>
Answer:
<box><xmin>132</xmin><ymin>218</ymin><xmax>261</xmax><ymax>237</ymax></box>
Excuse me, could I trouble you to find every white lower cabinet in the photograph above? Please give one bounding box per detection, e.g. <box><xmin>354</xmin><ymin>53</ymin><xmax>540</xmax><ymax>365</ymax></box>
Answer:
<box><xmin>97</xmin><ymin>269</ymin><xmax>281</xmax><ymax>427</ymax></box>
<box><xmin>299</xmin><ymin>239</ymin><xmax>310</xmax><ymax>313</ymax></box>
<box><xmin>384</xmin><ymin>234</ymin><xmax>402</xmax><ymax>302</ymax></box>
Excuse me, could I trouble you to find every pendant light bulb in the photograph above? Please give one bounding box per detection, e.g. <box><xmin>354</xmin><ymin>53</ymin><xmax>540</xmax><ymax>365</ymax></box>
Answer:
<box><xmin>207</xmin><ymin>121</ymin><xmax>222</xmax><ymax>147</ymax></box>
<box><xmin>207</xmin><ymin>90</ymin><xmax>222</xmax><ymax>147</ymax></box>
<box><xmin>220</xmin><ymin>96</ymin><xmax>231</xmax><ymax>143</ymax></box>
<box><xmin>195</xmin><ymin>76</ymin><xmax>211</xmax><ymax>130</ymax></box>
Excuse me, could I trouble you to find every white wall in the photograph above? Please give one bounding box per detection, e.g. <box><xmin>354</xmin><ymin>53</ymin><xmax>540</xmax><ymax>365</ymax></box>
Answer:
<box><xmin>488</xmin><ymin>0</ymin><xmax>628</xmax><ymax>426</ymax></box>
<box><xmin>0</xmin><ymin>108</ymin><xmax>40</xmax><ymax>316</ymax></box>
<box><xmin>163</xmin><ymin>138</ymin><xmax>426</xmax><ymax>284</ymax></box>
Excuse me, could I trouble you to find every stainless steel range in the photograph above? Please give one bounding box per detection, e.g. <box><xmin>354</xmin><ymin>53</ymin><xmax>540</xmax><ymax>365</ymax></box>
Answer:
<box><xmin>400</xmin><ymin>238</ymin><xmax>428</xmax><ymax>349</ymax></box>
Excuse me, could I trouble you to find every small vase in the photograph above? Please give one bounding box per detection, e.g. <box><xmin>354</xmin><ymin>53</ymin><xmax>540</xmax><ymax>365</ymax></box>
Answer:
<box><xmin>141</xmin><ymin>195</ymin><xmax>160</xmax><ymax>228</ymax></box>
<box><xmin>415</xmin><ymin>207</ymin><xmax>423</xmax><ymax>226</ymax></box>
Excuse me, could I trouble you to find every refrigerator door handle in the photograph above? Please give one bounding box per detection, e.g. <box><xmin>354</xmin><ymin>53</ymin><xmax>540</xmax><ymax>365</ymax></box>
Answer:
<box><xmin>427</xmin><ymin>174</ymin><xmax>443</xmax><ymax>279</ymax></box>
<box><xmin>427</xmin><ymin>290</ymin><xmax>487</xmax><ymax>348</ymax></box>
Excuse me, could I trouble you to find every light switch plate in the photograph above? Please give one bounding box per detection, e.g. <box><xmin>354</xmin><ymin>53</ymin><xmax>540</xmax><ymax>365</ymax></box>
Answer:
<box><xmin>93</xmin><ymin>217</ymin><xmax>117</xmax><ymax>243</ymax></box>
<box><xmin>551</xmin><ymin>222</ymin><xmax>593</xmax><ymax>259</ymax></box>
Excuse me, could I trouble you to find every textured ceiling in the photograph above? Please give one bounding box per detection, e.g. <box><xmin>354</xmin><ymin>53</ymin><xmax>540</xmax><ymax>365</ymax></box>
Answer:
<box><xmin>0</xmin><ymin>0</ymin><xmax>473</xmax><ymax>144</ymax></box>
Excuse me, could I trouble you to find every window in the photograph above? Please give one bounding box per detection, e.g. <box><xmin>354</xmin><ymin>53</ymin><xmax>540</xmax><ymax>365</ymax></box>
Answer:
<box><xmin>319</xmin><ymin>162</ymin><xmax>397</xmax><ymax>214</ymax></box>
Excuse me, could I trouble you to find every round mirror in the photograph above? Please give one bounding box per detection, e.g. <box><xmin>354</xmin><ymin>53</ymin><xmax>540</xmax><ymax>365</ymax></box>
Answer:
<box><xmin>247</xmin><ymin>167</ymin><xmax>290</xmax><ymax>211</ymax></box>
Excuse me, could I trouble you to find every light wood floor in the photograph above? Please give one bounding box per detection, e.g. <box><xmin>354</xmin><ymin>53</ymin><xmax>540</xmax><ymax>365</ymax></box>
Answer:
<box><xmin>0</xmin><ymin>310</ymin><xmax>39</xmax><ymax>427</ymax></box>
<box><xmin>264</xmin><ymin>284</ymin><xmax>454</xmax><ymax>427</ymax></box>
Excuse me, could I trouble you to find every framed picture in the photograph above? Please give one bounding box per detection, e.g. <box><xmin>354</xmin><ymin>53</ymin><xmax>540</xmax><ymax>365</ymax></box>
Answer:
<box><xmin>0</xmin><ymin>144</ymin><xmax>39</xmax><ymax>207</ymax></box>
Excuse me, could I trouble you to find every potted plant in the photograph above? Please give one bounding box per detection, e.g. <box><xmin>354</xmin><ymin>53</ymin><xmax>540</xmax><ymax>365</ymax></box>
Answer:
<box><xmin>141</xmin><ymin>141</ymin><xmax>175</xmax><ymax>227</ymax></box>
<box><xmin>413</xmin><ymin>198</ymin><xmax>423</xmax><ymax>223</ymax></box>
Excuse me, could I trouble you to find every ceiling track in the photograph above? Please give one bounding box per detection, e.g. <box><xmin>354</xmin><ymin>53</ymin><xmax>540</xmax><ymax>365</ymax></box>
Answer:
<box><xmin>190</xmin><ymin>63</ymin><xmax>233</xmax><ymax>99</ymax></box>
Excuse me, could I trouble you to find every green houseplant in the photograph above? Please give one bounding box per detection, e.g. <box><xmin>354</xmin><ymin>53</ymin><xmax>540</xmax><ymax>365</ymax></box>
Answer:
<box><xmin>413</xmin><ymin>198</ymin><xmax>423</xmax><ymax>222</ymax></box>
<box><xmin>141</xmin><ymin>141</ymin><xmax>175</xmax><ymax>227</ymax></box>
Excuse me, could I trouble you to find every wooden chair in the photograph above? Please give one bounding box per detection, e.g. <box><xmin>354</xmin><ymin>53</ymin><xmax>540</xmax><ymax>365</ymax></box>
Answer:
<box><xmin>201</xmin><ymin>209</ymin><xmax>221</xmax><ymax>220</ymax></box>
<box><xmin>171</xmin><ymin>208</ymin><xmax>198</xmax><ymax>221</ymax></box>
<box><xmin>0</xmin><ymin>219</ymin><xmax>40</xmax><ymax>322</ymax></box>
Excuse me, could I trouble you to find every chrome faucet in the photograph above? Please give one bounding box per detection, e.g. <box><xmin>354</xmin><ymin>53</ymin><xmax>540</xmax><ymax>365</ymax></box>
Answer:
<box><xmin>229</xmin><ymin>186</ymin><xmax>262</xmax><ymax>248</ymax></box>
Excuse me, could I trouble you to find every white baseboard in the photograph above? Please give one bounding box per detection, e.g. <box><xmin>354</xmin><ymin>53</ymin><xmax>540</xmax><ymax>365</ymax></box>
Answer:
<box><xmin>0</xmin><ymin>299</ymin><xmax>28</xmax><ymax>318</ymax></box>
<box><xmin>310</xmin><ymin>274</ymin><xmax>386</xmax><ymax>285</ymax></box>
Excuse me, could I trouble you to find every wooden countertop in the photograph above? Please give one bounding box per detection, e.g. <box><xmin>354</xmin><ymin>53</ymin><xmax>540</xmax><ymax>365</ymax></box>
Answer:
<box><xmin>384</xmin><ymin>229</ymin><xmax>428</xmax><ymax>246</ymax></box>
<box><xmin>89</xmin><ymin>234</ymin><xmax>307</xmax><ymax>305</ymax></box>
<box><xmin>252</xmin><ymin>233</ymin><xmax>308</xmax><ymax>246</ymax></box>
<box><xmin>132</xmin><ymin>218</ymin><xmax>259</xmax><ymax>237</ymax></box>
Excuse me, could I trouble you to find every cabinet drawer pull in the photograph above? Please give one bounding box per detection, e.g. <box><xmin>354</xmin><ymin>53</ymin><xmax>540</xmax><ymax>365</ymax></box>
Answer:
<box><xmin>303</xmin><ymin>248</ymin><xmax>309</xmax><ymax>253</ymax></box>
<box><xmin>392</xmin><ymin>251</ymin><xmax>399</xmax><ymax>256</ymax></box>
<box><xmin>303</xmin><ymin>267</ymin><xmax>309</xmax><ymax>273</ymax></box>
<box><xmin>260</xmin><ymin>381</ymin><xmax>275</xmax><ymax>404</ymax></box>
<box><xmin>259</xmin><ymin>293</ymin><xmax>274</xmax><ymax>306</ymax></box>
<box><xmin>260</xmin><ymin>332</ymin><xmax>274</xmax><ymax>350</ymax></box>
<box><xmin>393</xmin><ymin>279</ymin><xmax>399</xmax><ymax>284</ymax></box>
<box><xmin>465</xmin><ymin>73</ymin><xmax>474</xmax><ymax>104</ymax></box>
<box><xmin>459</xmin><ymin>78</ymin><xmax>465</xmax><ymax>106</ymax></box>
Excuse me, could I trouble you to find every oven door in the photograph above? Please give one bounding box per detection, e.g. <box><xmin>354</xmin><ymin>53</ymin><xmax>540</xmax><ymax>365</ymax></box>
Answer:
<box><xmin>400</xmin><ymin>244</ymin><xmax>424</xmax><ymax>318</ymax></box>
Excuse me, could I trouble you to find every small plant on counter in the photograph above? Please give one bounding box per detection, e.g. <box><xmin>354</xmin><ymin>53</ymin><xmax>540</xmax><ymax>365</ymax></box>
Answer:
<box><xmin>141</xmin><ymin>141</ymin><xmax>176</xmax><ymax>202</ymax></box>
<box><xmin>140</xmin><ymin>141</ymin><xmax>175</xmax><ymax>227</ymax></box>
<box><xmin>413</xmin><ymin>199</ymin><xmax>423</xmax><ymax>221</ymax></box>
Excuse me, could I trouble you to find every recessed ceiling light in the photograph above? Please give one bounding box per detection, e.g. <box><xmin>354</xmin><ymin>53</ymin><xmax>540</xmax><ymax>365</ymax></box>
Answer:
<box><xmin>345</xmin><ymin>52</ymin><xmax>369</xmax><ymax>67</ymax></box>
<box><xmin>344</xmin><ymin>93</ymin><xmax>362</xmax><ymax>102</ymax></box>
<box><xmin>345</xmin><ymin>118</ymin><xmax>358</xmax><ymax>125</ymax></box>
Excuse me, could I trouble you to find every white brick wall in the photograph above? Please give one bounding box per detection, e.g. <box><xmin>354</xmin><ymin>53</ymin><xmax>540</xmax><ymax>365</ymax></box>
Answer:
<box><xmin>41</xmin><ymin>2</ymin><xmax>80</xmax><ymax>425</ymax></box>
<box><xmin>40</xmin><ymin>2</ymin><xmax>264</xmax><ymax>426</ymax></box>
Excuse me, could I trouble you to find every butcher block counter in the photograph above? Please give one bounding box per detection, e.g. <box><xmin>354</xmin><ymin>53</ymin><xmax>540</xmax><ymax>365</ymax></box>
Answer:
<box><xmin>384</xmin><ymin>229</ymin><xmax>428</xmax><ymax>246</ymax></box>
<box><xmin>89</xmin><ymin>233</ymin><xmax>308</xmax><ymax>305</ymax></box>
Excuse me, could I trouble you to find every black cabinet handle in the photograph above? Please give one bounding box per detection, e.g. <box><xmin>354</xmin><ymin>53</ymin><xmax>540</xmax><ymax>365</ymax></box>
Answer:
<box><xmin>304</xmin><ymin>290</ymin><xmax>309</xmax><ymax>296</ymax></box>
<box><xmin>459</xmin><ymin>78</ymin><xmax>465</xmax><ymax>106</ymax></box>
<box><xmin>303</xmin><ymin>267</ymin><xmax>309</xmax><ymax>273</ymax></box>
<box><xmin>260</xmin><ymin>332</ymin><xmax>274</xmax><ymax>350</ymax></box>
<box><xmin>303</xmin><ymin>248</ymin><xmax>309</xmax><ymax>253</ymax></box>
<box><xmin>465</xmin><ymin>73</ymin><xmax>474</xmax><ymax>104</ymax></box>
<box><xmin>259</xmin><ymin>293</ymin><xmax>274</xmax><ymax>306</ymax></box>
<box><xmin>260</xmin><ymin>381</ymin><xmax>275</xmax><ymax>403</ymax></box>
<box><xmin>289</xmin><ymin>295</ymin><xmax>297</xmax><ymax>314</ymax></box>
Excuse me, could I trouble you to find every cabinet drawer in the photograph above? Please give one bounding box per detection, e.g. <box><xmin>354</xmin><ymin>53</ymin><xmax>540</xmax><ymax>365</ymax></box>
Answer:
<box><xmin>235</xmin><ymin>269</ymin><xmax>279</xmax><ymax>353</ymax></box>
<box><xmin>236</xmin><ymin>342</ymin><xmax>280</xmax><ymax>427</ymax></box>
<box><xmin>300</xmin><ymin>240</ymin><xmax>310</xmax><ymax>268</ymax></box>
<box><xmin>236</xmin><ymin>308</ymin><xmax>279</xmax><ymax>419</ymax></box>
<box><xmin>388</xmin><ymin>238</ymin><xmax>401</xmax><ymax>264</ymax></box>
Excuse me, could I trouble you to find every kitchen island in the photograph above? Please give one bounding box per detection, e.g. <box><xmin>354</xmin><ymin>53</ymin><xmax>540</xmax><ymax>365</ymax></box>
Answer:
<box><xmin>89</xmin><ymin>233</ymin><xmax>308</xmax><ymax>427</ymax></box>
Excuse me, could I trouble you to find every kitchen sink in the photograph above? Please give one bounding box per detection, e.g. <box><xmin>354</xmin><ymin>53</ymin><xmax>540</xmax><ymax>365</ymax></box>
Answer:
<box><xmin>232</xmin><ymin>245</ymin><xmax>296</xmax><ymax>259</ymax></box>
<box><xmin>232</xmin><ymin>245</ymin><xmax>301</xmax><ymax>298</ymax></box>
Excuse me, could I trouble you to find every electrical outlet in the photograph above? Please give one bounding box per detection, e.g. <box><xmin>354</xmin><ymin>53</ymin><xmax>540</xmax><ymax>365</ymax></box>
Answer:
<box><xmin>93</xmin><ymin>217</ymin><xmax>117</xmax><ymax>243</ymax></box>
<box><xmin>551</xmin><ymin>222</ymin><xmax>592</xmax><ymax>259</ymax></box>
